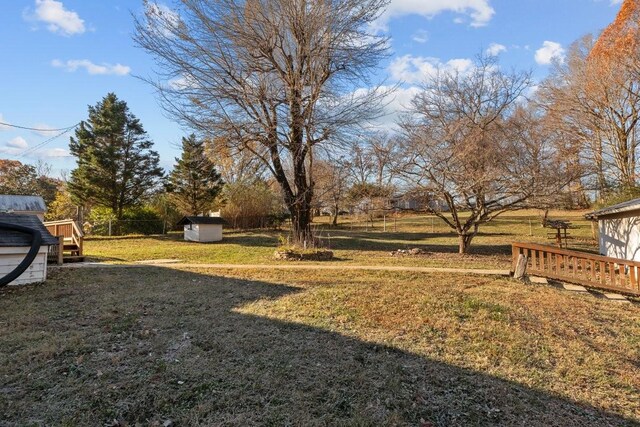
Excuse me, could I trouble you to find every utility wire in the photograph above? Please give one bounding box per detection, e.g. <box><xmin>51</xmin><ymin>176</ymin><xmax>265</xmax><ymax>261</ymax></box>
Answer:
<box><xmin>19</xmin><ymin>125</ymin><xmax>78</xmax><ymax>158</ymax></box>
<box><xmin>0</xmin><ymin>121</ymin><xmax>79</xmax><ymax>132</ymax></box>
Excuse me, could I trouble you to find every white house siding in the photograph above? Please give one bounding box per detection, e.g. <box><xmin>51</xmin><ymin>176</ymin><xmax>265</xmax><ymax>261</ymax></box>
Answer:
<box><xmin>184</xmin><ymin>224</ymin><xmax>200</xmax><ymax>242</ymax></box>
<box><xmin>198</xmin><ymin>224</ymin><xmax>222</xmax><ymax>242</ymax></box>
<box><xmin>598</xmin><ymin>209</ymin><xmax>640</xmax><ymax>261</ymax></box>
<box><xmin>0</xmin><ymin>246</ymin><xmax>48</xmax><ymax>286</ymax></box>
<box><xmin>183</xmin><ymin>224</ymin><xmax>222</xmax><ymax>242</ymax></box>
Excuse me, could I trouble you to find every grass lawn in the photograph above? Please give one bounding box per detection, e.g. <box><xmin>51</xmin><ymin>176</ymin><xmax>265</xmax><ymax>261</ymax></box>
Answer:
<box><xmin>84</xmin><ymin>210</ymin><xmax>598</xmax><ymax>269</ymax></box>
<box><xmin>1</xmin><ymin>266</ymin><xmax>638</xmax><ymax>425</ymax></box>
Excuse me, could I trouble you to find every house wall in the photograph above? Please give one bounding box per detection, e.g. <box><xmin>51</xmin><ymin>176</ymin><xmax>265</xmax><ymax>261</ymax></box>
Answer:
<box><xmin>7</xmin><ymin>210</ymin><xmax>44</xmax><ymax>221</ymax></box>
<box><xmin>598</xmin><ymin>209</ymin><xmax>640</xmax><ymax>261</ymax></box>
<box><xmin>197</xmin><ymin>224</ymin><xmax>222</xmax><ymax>242</ymax></box>
<box><xmin>184</xmin><ymin>224</ymin><xmax>200</xmax><ymax>242</ymax></box>
<box><xmin>0</xmin><ymin>246</ymin><xmax>49</xmax><ymax>286</ymax></box>
<box><xmin>183</xmin><ymin>224</ymin><xmax>222</xmax><ymax>242</ymax></box>
<box><xmin>184</xmin><ymin>224</ymin><xmax>222</xmax><ymax>243</ymax></box>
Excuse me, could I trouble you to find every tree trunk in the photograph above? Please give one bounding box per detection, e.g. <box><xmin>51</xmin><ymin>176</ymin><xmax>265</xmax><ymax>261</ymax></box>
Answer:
<box><xmin>458</xmin><ymin>233</ymin><xmax>475</xmax><ymax>254</ymax></box>
<box><xmin>331</xmin><ymin>206</ymin><xmax>339</xmax><ymax>226</ymax></box>
<box><xmin>290</xmin><ymin>202</ymin><xmax>313</xmax><ymax>247</ymax></box>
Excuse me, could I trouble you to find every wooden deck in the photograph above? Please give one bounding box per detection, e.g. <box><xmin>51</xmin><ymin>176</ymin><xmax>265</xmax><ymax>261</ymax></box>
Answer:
<box><xmin>44</xmin><ymin>220</ymin><xmax>84</xmax><ymax>264</ymax></box>
<box><xmin>512</xmin><ymin>242</ymin><xmax>640</xmax><ymax>296</ymax></box>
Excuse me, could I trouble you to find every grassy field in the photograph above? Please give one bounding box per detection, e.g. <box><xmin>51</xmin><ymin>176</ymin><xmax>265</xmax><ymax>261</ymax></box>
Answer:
<box><xmin>1</xmin><ymin>266</ymin><xmax>638</xmax><ymax>425</ymax></box>
<box><xmin>84</xmin><ymin>210</ymin><xmax>597</xmax><ymax>269</ymax></box>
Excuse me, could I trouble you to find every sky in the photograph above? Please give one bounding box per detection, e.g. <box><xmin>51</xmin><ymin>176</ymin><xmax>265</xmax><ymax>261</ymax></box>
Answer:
<box><xmin>0</xmin><ymin>0</ymin><xmax>624</xmax><ymax>177</ymax></box>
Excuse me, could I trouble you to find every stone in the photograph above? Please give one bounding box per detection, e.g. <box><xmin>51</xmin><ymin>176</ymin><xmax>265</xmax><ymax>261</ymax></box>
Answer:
<box><xmin>563</xmin><ymin>284</ymin><xmax>588</xmax><ymax>292</ymax></box>
<box><xmin>273</xmin><ymin>250</ymin><xmax>334</xmax><ymax>261</ymax></box>
<box><xmin>604</xmin><ymin>293</ymin><xmax>630</xmax><ymax>302</ymax></box>
<box><xmin>528</xmin><ymin>276</ymin><xmax>548</xmax><ymax>284</ymax></box>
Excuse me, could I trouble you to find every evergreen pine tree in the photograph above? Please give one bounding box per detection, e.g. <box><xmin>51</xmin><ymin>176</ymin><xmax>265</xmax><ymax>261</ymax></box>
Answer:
<box><xmin>68</xmin><ymin>93</ymin><xmax>164</xmax><ymax>220</ymax></box>
<box><xmin>167</xmin><ymin>134</ymin><xmax>224</xmax><ymax>215</ymax></box>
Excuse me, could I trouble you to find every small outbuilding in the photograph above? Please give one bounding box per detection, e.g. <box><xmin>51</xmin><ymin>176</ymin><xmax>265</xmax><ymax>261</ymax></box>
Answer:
<box><xmin>585</xmin><ymin>198</ymin><xmax>640</xmax><ymax>261</ymax></box>
<box><xmin>0</xmin><ymin>214</ymin><xmax>59</xmax><ymax>286</ymax></box>
<box><xmin>0</xmin><ymin>195</ymin><xmax>47</xmax><ymax>221</ymax></box>
<box><xmin>177</xmin><ymin>216</ymin><xmax>227</xmax><ymax>243</ymax></box>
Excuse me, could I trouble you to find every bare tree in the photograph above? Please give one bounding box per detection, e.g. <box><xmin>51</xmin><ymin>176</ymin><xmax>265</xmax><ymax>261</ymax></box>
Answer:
<box><xmin>399</xmin><ymin>56</ymin><xmax>571</xmax><ymax>254</ymax></box>
<box><xmin>313</xmin><ymin>158</ymin><xmax>350</xmax><ymax>226</ymax></box>
<box><xmin>539</xmin><ymin>34</ymin><xmax>640</xmax><ymax>197</ymax></box>
<box><xmin>134</xmin><ymin>0</ymin><xmax>389</xmax><ymax>244</ymax></box>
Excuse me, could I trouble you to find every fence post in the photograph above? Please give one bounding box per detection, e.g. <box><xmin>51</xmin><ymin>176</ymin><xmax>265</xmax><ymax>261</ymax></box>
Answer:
<box><xmin>514</xmin><ymin>254</ymin><xmax>528</xmax><ymax>280</ymax></box>
<box><xmin>383</xmin><ymin>215</ymin><xmax>386</xmax><ymax>232</ymax></box>
<box><xmin>57</xmin><ymin>235</ymin><xmax>64</xmax><ymax>265</ymax></box>
<box><xmin>108</xmin><ymin>220</ymin><xmax>112</xmax><ymax>237</ymax></box>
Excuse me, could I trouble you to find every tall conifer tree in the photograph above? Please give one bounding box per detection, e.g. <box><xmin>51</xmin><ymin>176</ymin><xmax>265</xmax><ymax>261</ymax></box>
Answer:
<box><xmin>68</xmin><ymin>93</ymin><xmax>163</xmax><ymax>219</ymax></box>
<box><xmin>167</xmin><ymin>134</ymin><xmax>224</xmax><ymax>215</ymax></box>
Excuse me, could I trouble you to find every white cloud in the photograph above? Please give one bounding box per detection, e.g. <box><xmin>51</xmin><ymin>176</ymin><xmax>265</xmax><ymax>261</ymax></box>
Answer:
<box><xmin>6</xmin><ymin>137</ymin><xmax>28</xmax><ymax>149</ymax></box>
<box><xmin>145</xmin><ymin>3</ymin><xmax>181</xmax><ymax>38</ymax></box>
<box><xmin>389</xmin><ymin>55</ymin><xmax>473</xmax><ymax>84</ymax></box>
<box><xmin>38</xmin><ymin>148</ymin><xmax>71</xmax><ymax>158</ymax></box>
<box><xmin>412</xmin><ymin>30</ymin><xmax>429</xmax><ymax>44</ymax></box>
<box><xmin>535</xmin><ymin>41</ymin><xmax>566</xmax><ymax>65</ymax></box>
<box><xmin>376</xmin><ymin>86</ymin><xmax>422</xmax><ymax>129</ymax></box>
<box><xmin>374</xmin><ymin>0</ymin><xmax>495</xmax><ymax>31</ymax></box>
<box><xmin>31</xmin><ymin>123</ymin><xmax>57</xmax><ymax>136</ymax></box>
<box><xmin>52</xmin><ymin>59</ymin><xmax>131</xmax><ymax>76</ymax></box>
<box><xmin>29</xmin><ymin>0</ymin><xmax>85</xmax><ymax>36</ymax></box>
<box><xmin>486</xmin><ymin>43</ymin><xmax>507</xmax><ymax>56</ymax></box>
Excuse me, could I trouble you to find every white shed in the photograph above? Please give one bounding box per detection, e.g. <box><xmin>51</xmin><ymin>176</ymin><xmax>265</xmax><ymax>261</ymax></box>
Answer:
<box><xmin>585</xmin><ymin>198</ymin><xmax>640</xmax><ymax>261</ymax></box>
<box><xmin>0</xmin><ymin>195</ymin><xmax>47</xmax><ymax>221</ymax></box>
<box><xmin>177</xmin><ymin>216</ymin><xmax>227</xmax><ymax>243</ymax></box>
<box><xmin>0</xmin><ymin>214</ymin><xmax>59</xmax><ymax>286</ymax></box>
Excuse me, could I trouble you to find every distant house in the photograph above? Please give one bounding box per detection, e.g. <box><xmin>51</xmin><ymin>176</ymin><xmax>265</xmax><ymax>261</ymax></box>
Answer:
<box><xmin>177</xmin><ymin>216</ymin><xmax>227</xmax><ymax>243</ymax></box>
<box><xmin>585</xmin><ymin>198</ymin><xmax>640</xmax><ymax>261</ymax></box>
<box><xmin>0</xmin><ymin>214</ymin><xmax>59</xmax><ymax>286</ymax></box>
<box><xmin>0</xmin><ymin>195</ymin><xmax>47</xmax><ymax>221</ymax></box>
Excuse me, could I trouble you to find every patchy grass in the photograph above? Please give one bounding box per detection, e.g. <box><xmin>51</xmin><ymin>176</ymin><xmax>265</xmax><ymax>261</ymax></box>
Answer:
<box><xmin>1</xmin><ymin>266</ymin><xmax>638</xmax><ymax>425</ymax></box>
<box><xmin>85</xmin><ymin>210</ymin><xmax>597</xmax><ymax>269</ymax></box>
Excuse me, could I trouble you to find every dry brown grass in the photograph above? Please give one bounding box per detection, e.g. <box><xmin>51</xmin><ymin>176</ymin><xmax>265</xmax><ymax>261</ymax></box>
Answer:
<box><xmin>84</xmin><ymin>210</ymin><xmax>597</xmax><ymax>270</ymax></box>
<box><xmin>1</xmin><ymin>266</ymin><xmax>638</xmax><ymax>426</ymax></box>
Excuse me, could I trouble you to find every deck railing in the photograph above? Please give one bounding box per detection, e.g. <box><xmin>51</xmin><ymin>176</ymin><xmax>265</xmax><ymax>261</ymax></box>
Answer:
<box><xmin>44</xmin><ymin>219</ymin><xmax>84</xmax><ymax>258</ymax></box>
<box><xmin>512</xmin><ymin>242</ymin><xmax>640</xmax><ymax>296</ymax></box>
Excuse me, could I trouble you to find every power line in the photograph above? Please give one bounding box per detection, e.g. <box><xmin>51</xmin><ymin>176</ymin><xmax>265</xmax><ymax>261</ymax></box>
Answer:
<box><xmin>19</xmin><ymin>125</ymin><xmax>78</xmax><ymax>158</ymax></box>
<box><xmin>0</xmin><ymin>121</ymin><xmax>79</xmax><ymax>132</ymax></box>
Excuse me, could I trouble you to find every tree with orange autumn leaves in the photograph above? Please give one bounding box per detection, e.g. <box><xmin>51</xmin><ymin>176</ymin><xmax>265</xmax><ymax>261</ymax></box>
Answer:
<box><xmin>539</xmin><ymin>0</ymin><xmax>640</xmax><ymax>198</ymax></box>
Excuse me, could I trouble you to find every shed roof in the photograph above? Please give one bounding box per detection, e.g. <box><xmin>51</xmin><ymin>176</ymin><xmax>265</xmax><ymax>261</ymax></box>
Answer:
<box><xmin>585</xmin><ymin>198</ymin><xmax>640</xmax><ymax>220</ymax></box>
<box><xmin>177</xmin><ymin>216</ymin><xmax>227</xmax><ymax>226</ymax></box>
<box><xmin>0</xmin><ymin>195</ymin><xmax>47</xmax><ymax>213</ymax></box>
<box><xmin>0</xmin><ymin>214</ymin><xmax>59</xmax><ymax>247</ymax></box>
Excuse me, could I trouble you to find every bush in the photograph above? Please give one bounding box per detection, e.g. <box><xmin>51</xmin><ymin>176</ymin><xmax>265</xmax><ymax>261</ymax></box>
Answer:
<box><xmin>86</xmin><ymin>206</ymin><xmax>164</xmax><ymax>236</ymax></box>
<box><xmin>220</xmin><ymin>181</ymin><xmax>288</xmax><ymax>229</ymax></box>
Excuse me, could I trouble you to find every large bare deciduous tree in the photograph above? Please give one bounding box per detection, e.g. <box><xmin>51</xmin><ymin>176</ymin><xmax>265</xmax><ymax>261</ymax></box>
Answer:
<box><xmin>400</xmin><ymin>56</ymin><xmax>571</xmax><ymax>254</ymax></box>
<box><xmin>134</xmin><ymin>0</ymin><xmax>390</xmax><ymax>244</ymax></box>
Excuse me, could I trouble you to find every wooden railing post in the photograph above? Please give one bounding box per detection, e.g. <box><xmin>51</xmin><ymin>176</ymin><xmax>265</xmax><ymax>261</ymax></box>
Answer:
<box><xmin>57</xmin><ymin>235</ymin><xmax>64</xmax><ymax>265</ymax></box>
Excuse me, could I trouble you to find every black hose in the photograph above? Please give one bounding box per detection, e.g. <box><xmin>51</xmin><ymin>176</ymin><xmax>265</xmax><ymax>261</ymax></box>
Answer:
<box><xmin>0</xmin><ymin>222</ymin><xmax>42</xmax><ymax>287</ymax></box>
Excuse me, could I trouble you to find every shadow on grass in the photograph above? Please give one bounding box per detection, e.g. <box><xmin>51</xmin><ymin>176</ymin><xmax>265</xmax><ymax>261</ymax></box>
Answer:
<box><xmin>0</xmin><ymin>267</ymin><xmax>636</xmax><ymax>426</ymax></box>
<box><xmin>86</xmin><ymin>231</ymin><xmax>279</xmax><ymax>247</ymax></box>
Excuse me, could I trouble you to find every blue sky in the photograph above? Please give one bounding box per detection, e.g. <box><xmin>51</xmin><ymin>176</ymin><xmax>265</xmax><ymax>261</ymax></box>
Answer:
<box><xmin>0</xmin><ymin>0</ymin><xmax>623</xmax><ymax>177</ymax></box>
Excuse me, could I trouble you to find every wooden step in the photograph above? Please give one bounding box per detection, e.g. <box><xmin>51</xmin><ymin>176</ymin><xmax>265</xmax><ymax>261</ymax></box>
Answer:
<box><xmin>62</xmin><ymin>255</ymin><xmax>85</xmax><ymax>263</ymax></box>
